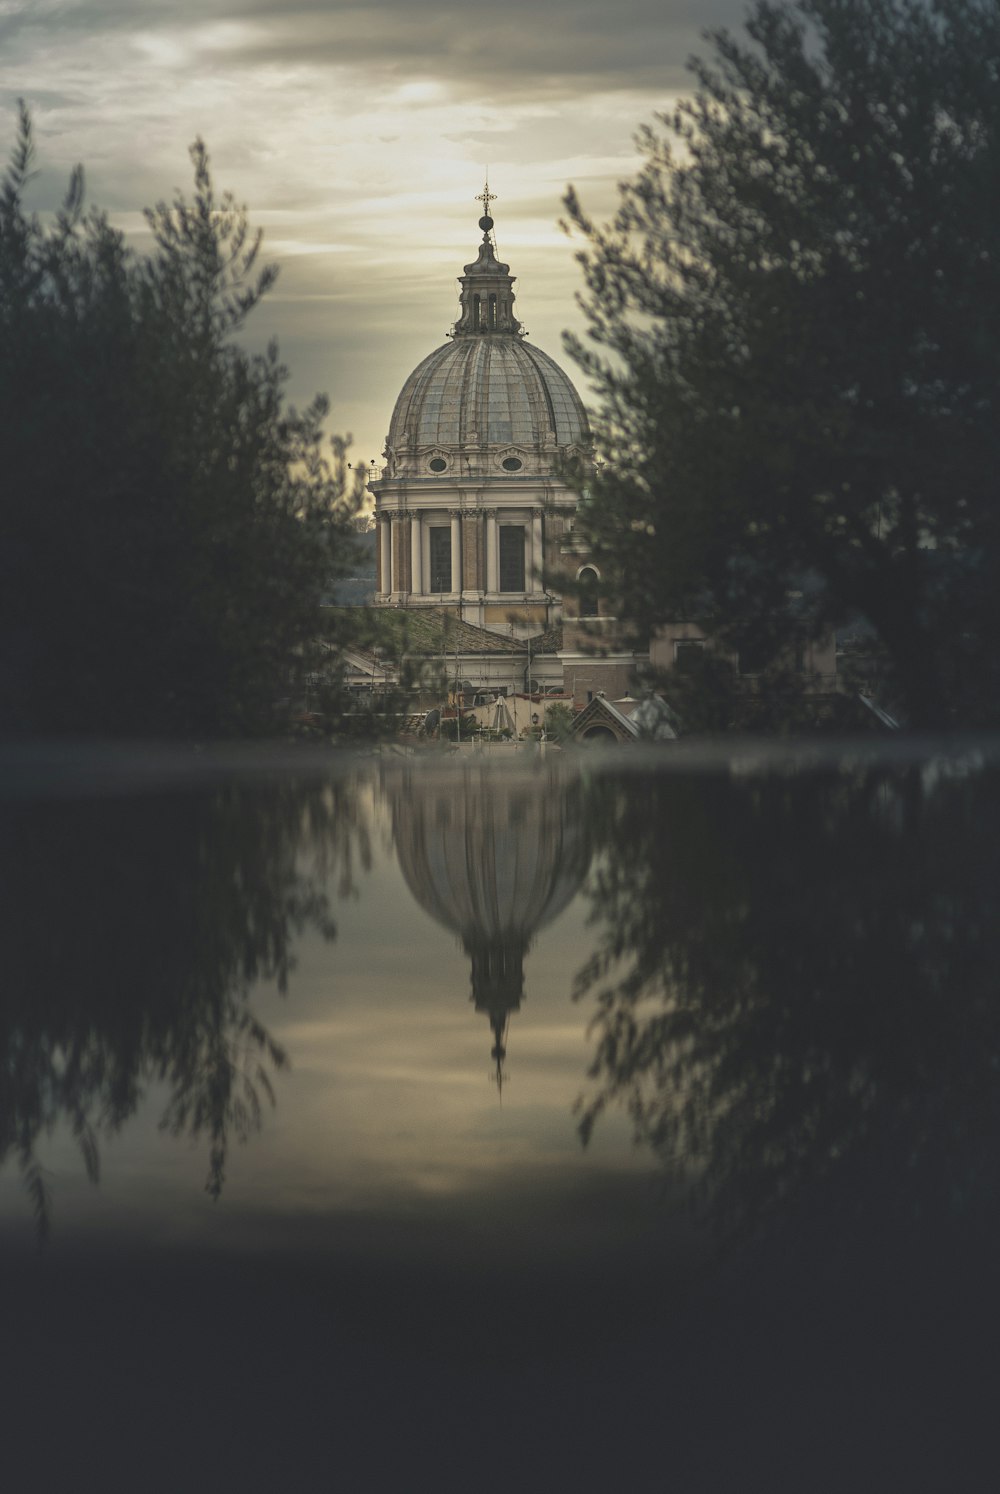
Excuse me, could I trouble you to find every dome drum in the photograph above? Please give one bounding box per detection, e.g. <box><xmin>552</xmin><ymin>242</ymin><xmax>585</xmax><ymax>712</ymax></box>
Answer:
<box><xmin>379</xmin><ymin>442</ymin><xmax>589</xmax><ymax>484</ymax></box>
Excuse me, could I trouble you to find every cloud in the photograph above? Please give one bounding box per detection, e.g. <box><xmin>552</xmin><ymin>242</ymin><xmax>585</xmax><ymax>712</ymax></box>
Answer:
<box><xmin>0</xmin><ymin>0</ymin><xmax>753</xmax><ymax>472</ymax></box>
<box><xmin>3</xmin><ymin>0</ymin><xmax>748</xmax><ymax>96</ymax></box>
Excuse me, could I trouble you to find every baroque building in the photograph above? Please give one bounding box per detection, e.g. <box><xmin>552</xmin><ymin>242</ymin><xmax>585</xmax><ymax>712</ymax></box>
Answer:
<box><xmin>364</xmin><ymin>189</ymin><xmax>839</xmax><ymax>720</ymax></box>
<box><xmin>371</xmin><ymin>192</ymin><xmax>593</xmax><ymax>641</ymax></box>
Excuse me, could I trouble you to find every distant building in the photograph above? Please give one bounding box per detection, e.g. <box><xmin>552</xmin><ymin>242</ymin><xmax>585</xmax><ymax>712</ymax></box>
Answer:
<box><xmin>570</xmin><ymin>692</ymin><xmax>679</xmax><ymax>745</ymax></box>
<box><xmin>650</xmin><ymin>618</ymin><xmax>838</xmax><ymax>695</ymax></box>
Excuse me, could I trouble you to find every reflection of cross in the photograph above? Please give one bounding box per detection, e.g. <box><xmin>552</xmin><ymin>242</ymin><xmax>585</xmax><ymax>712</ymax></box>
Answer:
<box><xmin>476</xmin><ymin>180</ymin><xmax>496</xmax><ymax>215</ymax></box>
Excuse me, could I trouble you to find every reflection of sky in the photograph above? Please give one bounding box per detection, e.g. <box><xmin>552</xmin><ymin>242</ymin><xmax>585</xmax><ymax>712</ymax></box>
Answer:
<box><xmin>0</xmin><ymin>784</ymin><xmax>665</xmax><ymax>1265</ymax></box>
<box><xmin>5</xmin><ymin>754</ymin><xmax>995</xmax><ymax>1489</ymax></box>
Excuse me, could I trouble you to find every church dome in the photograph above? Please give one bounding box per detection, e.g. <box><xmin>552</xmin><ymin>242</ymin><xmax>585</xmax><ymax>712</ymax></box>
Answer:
<box><xmin>388</xmin><ymin>338</ymin><xmax>589</xmax><ymax>457</ymax></box>
<box><xmin>381</xmin><ymin>214</ymin><xmax>590</xmax><ymax>480</ymax></box>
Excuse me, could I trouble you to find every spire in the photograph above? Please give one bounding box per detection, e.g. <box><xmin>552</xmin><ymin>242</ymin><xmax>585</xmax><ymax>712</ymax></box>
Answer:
<box><xmin>467</xmin><ymin>934</ymin><xmax>524</xmax><ymax>1097</ymax></box>
<box><xmin>453</xmin><ymin>181</ymin><xmax>522</xmax><ymax>337</ymax></box>
<box><xmin>489</xmin><ymin>1011</ymin><xmax>509</xmax><ymax>1097</ymax></box>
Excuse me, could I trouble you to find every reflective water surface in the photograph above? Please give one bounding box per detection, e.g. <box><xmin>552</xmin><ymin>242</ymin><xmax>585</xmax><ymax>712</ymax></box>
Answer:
<box><xmin>3</xmin><ymin>744</ymin><xmax>998</xmax><ymax>1490</ymax></box>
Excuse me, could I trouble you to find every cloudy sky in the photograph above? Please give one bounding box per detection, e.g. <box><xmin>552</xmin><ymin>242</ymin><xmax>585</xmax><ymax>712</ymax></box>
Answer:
<box><xmin>1</xmin><ymin>0</ymin><xmax>745</xmax><ymax>488</ymax></box>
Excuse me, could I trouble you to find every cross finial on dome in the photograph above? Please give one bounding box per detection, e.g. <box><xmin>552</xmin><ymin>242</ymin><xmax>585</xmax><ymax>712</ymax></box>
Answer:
<box><xmin>454</xmin><ymin>182</ymin><xmax>521</xmax><ymax>336</ymax></box>
<box><xmin>476</xmin><ymin>177</ymin><xmax>495</xmax><ymax>235</ymax></box>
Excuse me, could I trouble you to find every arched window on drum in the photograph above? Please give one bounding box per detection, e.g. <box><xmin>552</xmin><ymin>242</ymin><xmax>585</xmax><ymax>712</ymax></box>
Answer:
<box><xmin>577</xmin><ymin>565</ymin><xmax>599</xmax><ymax>618</ymax></box>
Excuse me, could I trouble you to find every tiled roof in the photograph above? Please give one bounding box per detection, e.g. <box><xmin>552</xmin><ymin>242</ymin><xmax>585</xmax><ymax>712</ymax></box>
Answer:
<box><xmin>322</xmin><ymin>606</ymin><xmax>563</xmax><ymax>658</ymax></box>
<box><xmin>526</xmin><ymin>623</ymin><xmax>563</xmax><ymax>655</ymax></box>
<box><xmin>355</xmin><ymin>607</ymin><xmax>527</xmax><ymax>657</ymax></box>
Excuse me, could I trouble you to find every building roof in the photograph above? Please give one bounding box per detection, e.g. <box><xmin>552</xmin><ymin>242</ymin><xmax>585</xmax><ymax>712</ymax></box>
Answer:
<box><xmin>387</xmin><ymin>336</ymin><xmax>589</xmax><ymax>457</ymax></box>
<box><xmin>526</xmin><ymin>623</ymin><xmax>563</xmax><ymax>656</ymax></box>
<box><xmin>570</xmin><ymin>693</ymin><xmax>678</xmax><ymax>743</ymax></box>
<box><xmin>572</xmin><ymin>694</ymin><xmax>642</xmax><ymax>740</ymax></box>
<box><xmin>333</xmin><ymin>606</ymin><xmax>530</xmax><ymax>660</ymax></box>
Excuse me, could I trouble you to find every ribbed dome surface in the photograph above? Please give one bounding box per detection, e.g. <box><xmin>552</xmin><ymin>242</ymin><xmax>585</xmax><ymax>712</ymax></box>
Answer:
<box><xmin>387</xmin><ymin>335</ymin><xmax>589</xmax><ymax>452</ymax></box>
<box><xmin>391</xmin><ymin>768</ymin><xmax>589</xmax><ymax>945</ymax></box>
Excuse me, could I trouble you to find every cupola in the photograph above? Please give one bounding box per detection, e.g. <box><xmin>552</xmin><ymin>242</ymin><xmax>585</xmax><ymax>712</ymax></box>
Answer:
<box><xmin>452</xmin><ymin>213</ymin><xmax>522</xmax><ymax>337</ymax></box>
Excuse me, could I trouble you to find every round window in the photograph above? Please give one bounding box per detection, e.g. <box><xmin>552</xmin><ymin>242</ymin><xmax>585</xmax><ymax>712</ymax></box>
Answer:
<box><xmin>429</xmin><ymin>458</ymin><xmax>447</xmax><ymax>473</ymax></box>
<box><xmin>502</xmin><ymin>457</ymin><xmax>523</xmax><ymax>472</ymax></box>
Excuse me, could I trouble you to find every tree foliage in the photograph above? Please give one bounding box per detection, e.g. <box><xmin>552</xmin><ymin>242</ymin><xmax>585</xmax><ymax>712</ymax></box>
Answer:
<box><xmin>575</xmin><ymin>765</ymin><xmax>1000</xmax><ymax>1249</ymax></box>
<box><xmin>0</xmin><ymin>105</ymin><xmax>361</xmax><ymax>738</ymax></box>
<box><xmin>542</xmin><ymin>701</ymin><xmax>576</xmax><ymax>741</ymax></box>
<box><xmin>565</xmin><ymin>0</ymin><xmax>1000</xmax><ymax>727</ymax></box>
<box><xmin>0</xmin><ymin>764</ymin><xmax>372</xmax><ymax>1232</ymax></box>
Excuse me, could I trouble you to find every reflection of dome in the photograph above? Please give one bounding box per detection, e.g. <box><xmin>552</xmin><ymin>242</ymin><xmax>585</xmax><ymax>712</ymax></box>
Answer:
<box><xmin>396</xmin><ymin>775</ymin><xmax>584</xmax><ymax>941</ymax></box>
<box><xmin>390</xmin><ymin>763</ymin><xmax>589</xmax><ymax>1086</ymax></box>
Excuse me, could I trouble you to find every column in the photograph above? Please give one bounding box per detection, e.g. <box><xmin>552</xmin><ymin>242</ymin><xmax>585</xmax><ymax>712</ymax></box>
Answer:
<box><xmin>450</xmin><ymin>512</ymin><xmax>462</xmax><ymax>595</ymax></box>
<box><xmin>378</xmin><ymin>514</ymin><xmax>391</xmax><ymax>597</ymax></box>
<box><xmin>390</xmin><ymin>511</ymin><xmax>402</xmax><ymax>594</ymax></box>
<box><xmin>485</xmin><ymin>509</ymin><xmax>499</xmax><ymax>594</ymax></box>
<box><xmin>394</xmin><ymin>507</ymin><xmax>412</xmax><ymax>588</ymax></box>
<box><xmin>531</xmin><ymin>509</ymin><xmax>544</xmax><ymax>593</ymax></box>
<box><xmin>410</xmin><ymin>510</ymin><xmax>422</xmax><ymax>596</ymax></box>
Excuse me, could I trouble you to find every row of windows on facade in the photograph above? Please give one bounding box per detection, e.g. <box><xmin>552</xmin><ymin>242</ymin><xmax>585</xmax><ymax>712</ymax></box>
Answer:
<box><xmin>428</xmin><ymin>525</ymin><xmax>527</xmax><ymax>592</ymax></box>
<box><xmin>423</xmin><ymin>532</ymin><xmax>601</xmax><ymax>612</ymax></box>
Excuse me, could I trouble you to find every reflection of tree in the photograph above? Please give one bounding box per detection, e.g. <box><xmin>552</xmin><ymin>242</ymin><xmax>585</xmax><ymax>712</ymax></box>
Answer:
<box><xmin>0</xmin><ymin>772</ymin><xmax>369</xmax><ymax>1233</ymax></box>
<box><xmin>576</xmin><ymin>765</ymin><xmax>1000</xmax><ymax>1246</ymax></box>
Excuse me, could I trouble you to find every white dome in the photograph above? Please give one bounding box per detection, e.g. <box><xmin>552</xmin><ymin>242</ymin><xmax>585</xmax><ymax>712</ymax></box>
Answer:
<box><xmin>381</xmin><ymin>228</ymin><xmax>590</xmax><ymax>480</ymax></box>
<box><xmin>388</xmin><ymin>337</ymin><xmax>589</xmax><ymax>456</ymax></box>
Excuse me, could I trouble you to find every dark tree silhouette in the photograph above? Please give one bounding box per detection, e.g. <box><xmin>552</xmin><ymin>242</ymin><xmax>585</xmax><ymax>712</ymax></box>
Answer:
<box><xmin>0</xmin><ymin>764</ymin><xmax>371</xmax><ymax>1233</ymax></box>
<box><xmin>565</xmin><ymin>0</ymin><xmax>1000</xmax><ymax>726</ymax></box>
<box><xmin>575</xmin><ymin>762</ymin><xmax>1000</xmax><ymax>1251</ymax></box>
<box><xmin>0</xmin><ymin>105</ymin><xmax>362</xmax><ymax>738</ymax></box>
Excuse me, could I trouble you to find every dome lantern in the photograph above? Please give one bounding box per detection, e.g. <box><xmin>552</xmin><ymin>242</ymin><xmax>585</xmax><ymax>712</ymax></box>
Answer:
<box><xmin>453</xmin><ymin>185</ymin><xmax>522</xmax><ymax>338</ymax></box>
